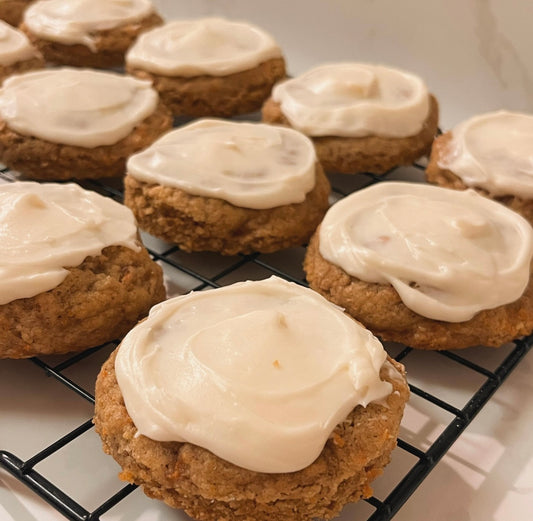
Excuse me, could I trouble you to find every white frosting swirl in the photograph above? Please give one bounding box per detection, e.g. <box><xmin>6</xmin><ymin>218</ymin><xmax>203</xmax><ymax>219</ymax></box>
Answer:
<box><xmin>0</xmin><ymin>182</ymin><xmax>140</xmax><ymax>305</ymax></box>
<box><xmin>0</xmin><ymin>68</ymin><xmax>158</xmax><ymax>147</ymax></box>
<box><xmin>319</xmin><ymin>182</ymin><xmax>533</xmax><ymax>322</ymax></box>
<box><xmin>126</xmin><ymin>18</ymin><xmax>282</xmax><ymax>77</ymax></box>
<box><xmin>272</xmin><ymin>63</ymin><xmax>430</xmax><ymax>138</ymax></box>
<box><xmin>24</xmin><ymin>0</ymin><xmax>154</xmax><ymax>51</ymax></box>
<box><xmin>127</xmin><ymin>119</ymin><xmax>317</xmax><ymax>209</ymax></box>
<box><xmin>437</xmin><ymin>111</ymin><xmax>533</xmax><ymax>198</ymax></box>
<box><xmin>115</xmin><ymin>276</ymin><xmax>393</xmax><ymax>473</ymax></box>
<box><xmin>0</xmin><ymin>20</ymin><xmax>38</xmax><ymax>66</ymax></box>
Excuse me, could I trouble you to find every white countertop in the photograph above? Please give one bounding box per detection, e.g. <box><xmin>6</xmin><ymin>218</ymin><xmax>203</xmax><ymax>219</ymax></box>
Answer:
<box><xmin>2</xmin><ymin>1</ymin><xmax>533</xmax><ymax>520</ymax></box>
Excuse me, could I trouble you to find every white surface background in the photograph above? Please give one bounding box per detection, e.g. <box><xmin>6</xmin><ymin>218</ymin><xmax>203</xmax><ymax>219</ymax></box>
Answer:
<box><xmin>2</xmin><ymin>0</ymin><xmax>533</xmax><ymax>520</ymax></box>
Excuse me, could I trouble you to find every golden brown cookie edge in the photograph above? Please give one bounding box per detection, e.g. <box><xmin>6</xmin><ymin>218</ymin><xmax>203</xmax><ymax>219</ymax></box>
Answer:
<box><xmin>124</xmin><ymin>161</ymin><xmax>330</xmax><ymax>255</ymax></box>
<box><xmin>0</xmin><ymin>244</ymin><xmax>166</xmax><ymax>358</ymax></box>
<box><xmin>94</xmin><ymin>346</ymin><xmax>408</xmax><ymax>521</ymax></box>
<box><xmin>262</xmin><ymin>94</ymin><xmax>439</xmax><ymax>174</ymax></box>
<box><xmin>304</xmin><ymin>227</ymin><xmax>533</xmax><ymax>350</ymax></box>
<box><xmin>128</xmin><ymin>57</ymin><xmax>286</xmax><ymax>118</ymax></box>
<box><xmin>20</xmin><ymin>12</ymin><xmax>163</xmax><ymax>68</ymax></box>
<box><xmin>0</xmin><ymin>101</ymin><xmax>172</xmax><ymax>180</ymax></box>
<box><xmin>426</xmin><ymin>131</ymin><xmax>533</xmax><ymax>225</ymax></box>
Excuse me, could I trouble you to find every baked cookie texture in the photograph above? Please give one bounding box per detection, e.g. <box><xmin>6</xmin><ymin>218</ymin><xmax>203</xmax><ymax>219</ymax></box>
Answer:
<box><xmin>0</xmin><ymin>102</ymin><xmax>172</xmax><ymax>180</ymax></box>
<box><xmin>94</xmin><ymin>349</ymin><xmax>408</xmax><ymax>521</ymax></box>
<box><xmin>304</xmin><ymin>228</ymin><xmax>533</xmax><ymax>350</ymax></box>
<box><xmin>20</xmin><ymin>12</ymin><xmax>163</xmax><ymax>69</ymax></box>
<box><xmin>0</xmin><ymin>245</ymin><xmax>166</xmax><ymax>359</ymax></box>
<box><xmin>262</xmin><ymin>95</ymin><xmax>439</xmax><ymax>174</ymax></box>
<box><xmin>128</xmin><ymin>57</ymin><xmax>286</xmax><ymax>117</ymax></box>
<box><xmin>427</xmin><ymin>131</ymin><xmax>533</xmax><ymax>225</ymax></box>
<box><xmin>0</xmin><ymin>0</ymin><xmax>30</xmax><ymax>26</ymax></box>
<box><xmin>0</xmin><ymin>53</ymin><xmax>44</xmax><ymax>84</ymax></box>
<box><xmin>124</xmin><ymin>162</ymin><xmax>330</xmax><ymax>256</ymax></box>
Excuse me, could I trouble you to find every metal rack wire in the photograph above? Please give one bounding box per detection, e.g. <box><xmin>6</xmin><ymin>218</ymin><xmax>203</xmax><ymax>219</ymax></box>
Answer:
<box><xmin>1</xmin><ymin>166</ymin><xmax>532</xmax><ymax>521</ymax></box>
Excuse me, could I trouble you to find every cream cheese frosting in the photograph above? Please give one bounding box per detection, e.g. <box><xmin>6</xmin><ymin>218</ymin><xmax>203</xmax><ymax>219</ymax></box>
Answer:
<box><xmin>272</xmin><ymin>63</ymin><xmax>430</xmax><ymax>138</ymax></box>
<box><xmin>0</xmin><ymin>68</ymin><xmax>158</xmax><ymax>147</ymax></box>
<box><xmin>319</xmin><ymin>182</ymin><xmax>533</xmax><ymax>322</ymax></box>
<box><xmin>0</xmin><ymin>20</ymin><xmax>38</xmax><ymax>66</ymax></box>
<box><xmin>437</xmin><ymin>111</ymin><xmax>533</xmax><ymax>198</ymax></box>
<box><xmin>0</xmin><ymin>181</ymin><xmax>140</xmax><ymax>305</ymax></box>
<box><xmin>125</xmin><ymin>18</ymin><xmax>282</xmax><ymax>77</ymax></box>
<box><xmin>127</xmin><ymin>119</ymin><xmax>317</xmax><ymax>209</ymax></box>
<box><xmin>23</xmin><ymin>0</ymin><xmax>154</xmax><ymax>51</ymax></box>
<box><xmin>114</xmin><ymin>276</ymin><xmax>394</xmax><ymax>473</ymax></box>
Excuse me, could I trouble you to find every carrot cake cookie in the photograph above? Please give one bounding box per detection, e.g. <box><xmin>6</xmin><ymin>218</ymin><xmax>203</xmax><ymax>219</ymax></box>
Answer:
<box><xmin>0</xmin><ymin>67</ymin><xmax>172</xmax><ymax>180</ymax></box>
<box><xmin>304</xmin><ymin>181</ymin><xmax>533</xmax><ymax>350</ymax></box>
<box><xmin>0</xmin><ymin>181</ymin><xmax>165</xmax><ymax>358</ymax></box>
<box><xmin>125</xmin><ymin>119</ymin><xmax>330</xmax><ymax>255</ymax></box>
<box><xmin>263</xmin><ymin>62</ymin><xmax>438</xmax><ymax>174</ymax></box>
<box><xmin>94</xmin><ymin>276</ymin><xmax>409</xmax><ymax>521</ymax></box>
<box><xmin>126</xmin><ymin>18</ymin><xmax>286</xmax><ymax>117</ymax></box>
<box><xmin>21</xmin><ymin>0</ymin><xmax>162</xmax><ymax>68</ymax></box>
<box><xmin>427</xmin><ymin>110</ymin><xmax>533</xmax><ymax>224</ymax></box>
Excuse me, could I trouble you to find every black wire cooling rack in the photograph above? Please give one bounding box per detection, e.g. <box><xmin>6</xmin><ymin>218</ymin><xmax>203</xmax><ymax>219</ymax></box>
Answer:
<box><xmin>0</xmin><ymin>165</ymin><xmax>532</xmax><ymax>521</ymax></box>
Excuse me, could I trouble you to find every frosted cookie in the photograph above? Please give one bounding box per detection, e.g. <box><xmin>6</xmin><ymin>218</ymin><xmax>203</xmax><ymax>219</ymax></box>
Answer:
<box><xmin>0</xmin><ymin>0</ymin><xmax>31</xmax><ymax>27</ymax></box>
<box><xmin>0</xmin><ymin>20</ymin><xmax>44</xmax><ymax>83</ymax></box>
<box><xmin>94</xmin><ymin>276</ymin><xmax>409</xmax><ymax>521</ymax></box>
<box><xmin>124</xmin><ymin>119</ymin><xmax>330</xmax><ymax>255</ymax></box>
<box><xmin>21</xmin><ymin>0</ymin><xmax>162</xmax><ymax>68</ymax></box>
<box><xmin>0</xmin><ymin>182</ymin><xmax>166</xmax><ymax>359</ymax></box>
<box><xmin>126</xmin><ymin>18</ymin><xmax>286</xmax><ymax>117</ymax></box>
<box><xmin>262</xmin><ymin>63</ymin><xmax>439</xmax><ymax>174</ymax></box>
<box><xmin>0</xmin><ymin>68</ymin><xmax>172</xmax><ymax>180</ymax></box>
<box><xmin>427</xmin><ymin>111</ymin><xmax>533</xmax><ymax>225</ymax></box>
<box><xmin>304</xmin><ymin>182</ymin><xmax>533</xmax><ymax>350</ymax></box>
